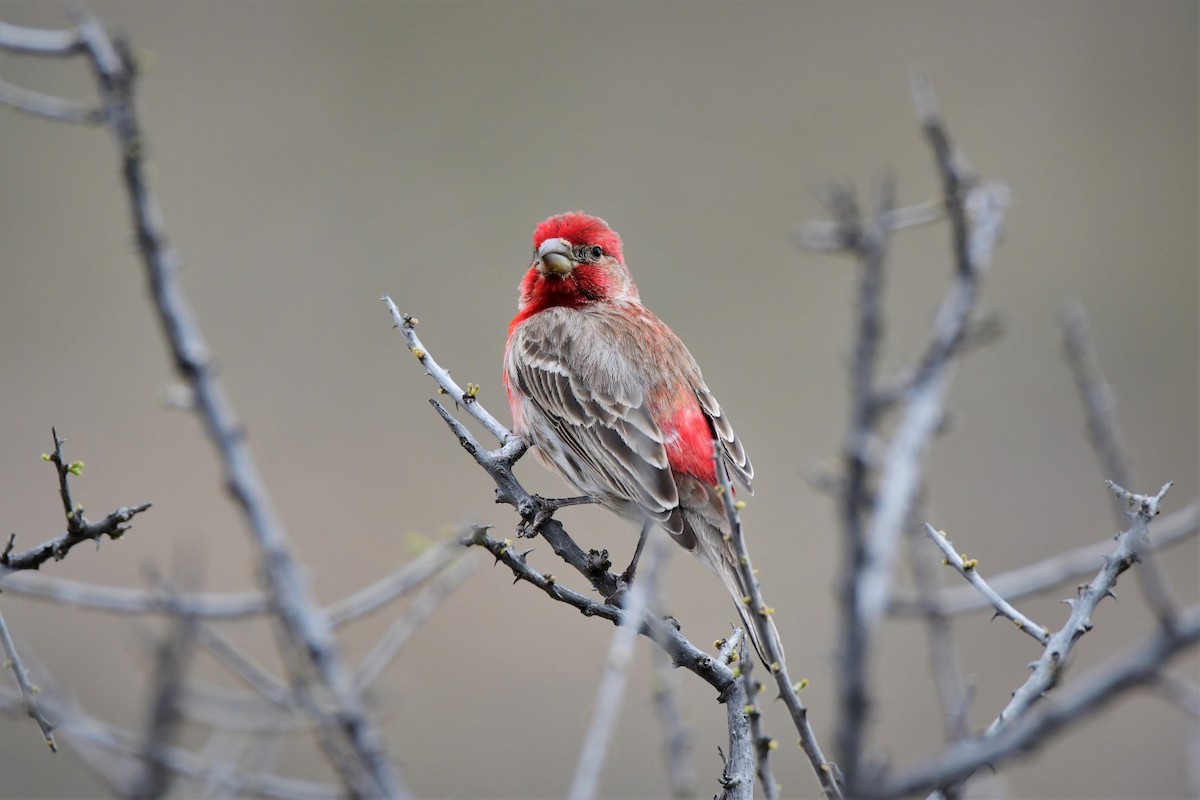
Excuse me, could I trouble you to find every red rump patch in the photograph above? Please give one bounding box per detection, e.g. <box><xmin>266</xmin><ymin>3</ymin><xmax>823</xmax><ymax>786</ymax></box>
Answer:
<box><xmin>533</xmin><ymin>212</ymin><xmax>624</xmax><ymax>263</ymax></box>
<box><xmin>663</xmin><ymin>400</ymin><xmax>717</xmax><ymax>485</ymax></box>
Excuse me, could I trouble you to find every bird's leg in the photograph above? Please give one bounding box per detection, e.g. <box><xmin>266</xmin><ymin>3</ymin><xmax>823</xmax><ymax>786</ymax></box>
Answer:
<box><xmin>517</xmin><ymin>494</ymin><xmax>594</xmax><ymax>538</ymax></box>
<box><xmin>604</xmin><ymin>521</ymin><xmax>653</xmax><ymax>606</ymax></box>
<box><xmin>619</xmin><ymin>520</ymin><xmax>652</xmax><ymax>586</ymax></box>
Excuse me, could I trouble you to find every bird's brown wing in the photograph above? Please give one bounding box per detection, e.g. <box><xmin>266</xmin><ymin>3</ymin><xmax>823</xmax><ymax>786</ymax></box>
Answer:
<box><xmin>506</xmin><ymin>310</ymin><xmax>682</xmax><ymax>529</ymax></box>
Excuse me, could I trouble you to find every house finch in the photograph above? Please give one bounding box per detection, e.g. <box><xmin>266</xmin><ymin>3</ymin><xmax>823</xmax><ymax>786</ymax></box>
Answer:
<box><xmin>504</xmin><ymin>212</ymin><xmax>778</xmax><ymax>662</ymax></box>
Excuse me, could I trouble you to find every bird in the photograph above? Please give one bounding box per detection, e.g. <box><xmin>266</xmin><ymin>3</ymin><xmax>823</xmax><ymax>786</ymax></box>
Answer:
<box><xmin>503</xmin><ymin>211</ymin><xmax>778</xmax><ymax>662</ymax></box>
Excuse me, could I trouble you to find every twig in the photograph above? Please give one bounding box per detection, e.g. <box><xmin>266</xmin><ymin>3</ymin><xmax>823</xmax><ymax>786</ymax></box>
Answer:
<box><xmin>889</xmin><ymin>498</ymin><xmax>1200</xmax><ymax>616</ymax></box>
<box><xmin>739</xmin><ymin>647</ymin><xmax>780</xmax><ymax>800</ymax></box>
<box><xmin>568</xmin><ymin>537</ymin><xmax>662</xmax><ymax>800</ymax></box>
<box><xmin>1106</xmin><ymin>480</ymin><xmax>1180</xmax><ymax>627</ymax></box>
<box><xmin>0</xmin><ymin>430</ymin><xmax>152</xmax><ymax>573</ymax></box>
<box><xmin>326</xmin><ymin>538</ymin><xmax>469</xmax><ymax>626</ymax></box>
<box><xmin>988</xmin><ymin>482</ymin><xmax>1173</xmax><ymax>736</ymax></box>
<box><xmin>715</xmin><ymin>630</ymin><xmax>754</xmax><ymax>800</ymax></box>
<box><xmin>0</xmin><ymin>686</ymin><xmax>341</xmax><ymax>800</ymax></box>
<box><xmin>0</xmin><ymin>537</ymin><xmax>472</xmax><ymax>622</ymax></box>
<box><xmin>0</xmin><ymin>607</ymin><xmax>56</xmax><ymax>750</ymax></box>
<box><xmin>651</xmin><ymin>645</ymin><xmax>697</xmax><ymax>798</ymax></box>
<box><xmin>382</xmin><ymin>297</ymin><xmax>518</xmax><ymax>448</ymax></box>
<box><xmin>797</xmin><ymin>74</ymin><xmax>1008</xmax><ymax>791</ymax></box>
<box><xmin>0</xmin><ymin>19</ymin><xmax>84</xmax><ymax>56</ymax></box>
<box><xmin>713</xmin><ymin>442</ymin><xmax>842</xmax><ymax>797</ymax></box>
<box><xmin>921</xmin><ymin>524</ymin><xmax>1049</xmax><ymax>645</ymax></box>
<box><xmin>130</xmin><ymin>607</ymin><xmax>195</xmax><ymax>799</ymax></box>
<box><xmin>871</xmin><ymin>602</ymin><xmax>1200</xmax><ymax>797</ymax></box>
<box><xmin>903</xmin><ymin>522</ymin><xmax>972</xmax><ymax>745</ymax></box>
<box><xmin>52</xmin><ymin>6</ymin><xmax>402</xmax><ymax>794</ymax></box>
<box><xmin>353</xmin><ymin>552</ymin><xmax>479</xmax><ymax>692</ymax></box>
<box><xmin>1060</xmin><ymin>301</ymin><xmax>1134</xmax><ymax>521</ymax></box>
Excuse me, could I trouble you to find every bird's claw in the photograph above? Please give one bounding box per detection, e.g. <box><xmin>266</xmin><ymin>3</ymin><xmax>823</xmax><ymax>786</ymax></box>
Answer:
<box><xmin>516</xmin><ymin>493</ymin><xmax>593</xmax><ymax>539</ymax></box>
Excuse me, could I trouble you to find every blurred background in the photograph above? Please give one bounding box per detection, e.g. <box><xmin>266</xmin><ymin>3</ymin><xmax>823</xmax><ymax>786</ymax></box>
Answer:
<box><xmin>0</xmin><ymin>1</ymin><xmax>1196</xmax><ymax>797</ymax></box>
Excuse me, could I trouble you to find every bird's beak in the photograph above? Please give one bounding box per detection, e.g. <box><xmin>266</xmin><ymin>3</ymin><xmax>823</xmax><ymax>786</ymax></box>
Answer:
<box><xmin>536</xmin><ymin>238</ymin><xmax>574</xmax><ymax>276</ymax></box>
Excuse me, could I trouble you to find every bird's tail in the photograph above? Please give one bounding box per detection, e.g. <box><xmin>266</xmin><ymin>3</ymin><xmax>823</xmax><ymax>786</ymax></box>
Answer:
<box><xmin>674</xmin><ymin>479</ymin><xmax>785</xmax><ymax>667</ymax></box>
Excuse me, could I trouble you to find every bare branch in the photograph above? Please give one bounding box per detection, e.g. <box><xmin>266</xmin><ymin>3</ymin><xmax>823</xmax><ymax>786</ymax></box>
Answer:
<box><xmin>739</xmin><ymin>648</ymin><xmax>780</xmax><ymax>800</ymax></box>
<box><xmin>989</xmin><ymin>482</ymin><xmax>1173</xmax><ymax>736</ymax></box>
<box><xmin>0</xmin><ymin>537</ymin><xmax>470</xmax><ymax>625</ymax></box>
<box><xmin>569</xmin><ymin>537</ymin><xmax>662</xmax><ymax>800</ymax></box>
<box><xmin>1061</xmin><ymin>301</ymin><xmax>1134</xmax><ymax>520</ymax></box>
<box><xmin>326</xmin><ymin>538</ymin><xmax>469</xmax><ymax>626</ymax></box>
<box><xmin>382</xmin><ymin>297</ymin><xmax>519</xmax><ymax>448</ymax></box>
<box><xmin>715</xmin><ymin>630</ymin><xmax>754</xmax><ymax>800</ymax></box>
<box><xmin>130</xmin><ymin>608</ymin><xmax>195</xmax><ymax>799</ymax></box>
<box><xmin>0</xmin><ymin>19</ymin><xmax>84</xmax><ymax>55</ymax></box>
<box><xmin>873</xmin><ymin>602</ymin><xmax>1200</xmax><ymax>797</ymax></box>
<box><xmin>712</xmin><ymin>440</ymin><xmax>843</xmax><ymax>798</ymax></box>
<box><xmin>41</xmin><ymin>6</ymin><xmax>405</xmax><ymax>793</ymax></box>
<box><xmin>352</xmin><ymin>551</ymin><xmax>479</xmax><ymax>692</ymax></box>
<box><xmin>0</xmin><ymin>608</ymin><xmax>57</xmax><ymax>751</ymax></box>
<box><xmin>1</xmin><ymin>430</ymin><xmax>152</xmax><ymax>573</ymax></box>
<box><xmin>921</xmin><ymin>524</ymin><xmax>1049</xmax><ymax>645</ymax></box>
<box><xmin>0</xmin><ymin>78</ymin><xmax>102</xmax><ymax>123</ymax></box>
<box><xmin>889</xmin><ymin>499</ymin><xmax>1200</xmax><ymax>616</ymax></box>
<box><xmin>651</xmin><ymin>642</ymin><xmax>697</xmax><ymax>798</ymax></box>
<box><xmin>0</xmin><ymin>685</ymin><xmax>341</xmax><ymax>800</ymax></box>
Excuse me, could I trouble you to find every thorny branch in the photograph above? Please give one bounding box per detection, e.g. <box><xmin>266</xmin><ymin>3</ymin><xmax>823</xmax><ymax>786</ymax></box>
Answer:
<box><xmin>921</xmin><ymin>524</ymin><xmax>1050</xmax><ymax>646</ymax></box>
<box><xmin>888</xmin><ymin>498</ymin><xmax>1200</xmax><ymax>617</ymax></box>
<box><xmin>882</xmin><ymin>483</ymin><xmax>1179</xmax><ymax>797</ymax></box>
<box><xmin>1</xmin><ymin>7</ymin><xmax>402</xmax><ymax>796</ymax></box>
<box><xmin>712</xmin><ymin>442</ymin><xmax>843</xmax><ymax>797</ymax></box>
<box><xmin>874</xmin><ymin>602</ymin><xmax>1200</xmax><ymax>797</ymax></box>
<box><xmin>384</xmin><ymin>298</ymin><xmax>759</xmax><ymax>797</ymax></box>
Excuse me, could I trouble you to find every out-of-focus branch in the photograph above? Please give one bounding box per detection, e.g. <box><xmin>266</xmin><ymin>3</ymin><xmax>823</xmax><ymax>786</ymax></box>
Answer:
<box><xmin>856</xmin><ymin>72</ymin><xmax>1008</xmax><ymax>627</ymax></box>
<box><xmin>872</xmin><ymin>602</ymin><xmax>1200</xmax><ymax>797</ymax></box>
<box><xmin>651</xmin><ymin>645</ymin><xmax>697</xmax><ymax>798</ymax></box>
<box><xmin>1061</xmin><ymin>304</ymin><xmax>1180</xmax><ymax>628</ymax></box>
<box><xmin>0</xmin><ymin>18</ymin><xmax>85</xmax><ymax>55</ymax></box>
<box><xmin>797</xmin><ymin>72</ymin><xmax>1008</xmax><ymax>792</ymax></box>
<box><xmin>1061</xmin><ymin>301</ymin><xmax>1134</xmax><ymax>521</ymax></box>
<box><xmin>2</xmin><ymin>6</ymin><xmax>404</xmax><ymax>795</ymax></box>
<box><xmin>0</xmin><ymin>535</ymin><xmax>469</xmax><ymax>623</ymax></box>
<box><xmin>0</xmin><ymin>608</ymin><xmax>56</xmax><ymax>751</ymax></box>
<box><xmin>130</xmin><ymin>607</ymin><xmax>196</xmax><ymax>799</ymax></box>
<box><xmin>568</xmin><ymin>537</ymin><xmax>662</xmax><ymax>800</ymax></box>
<box><xmin>921</xmin><ymin>524</ymin><xmax>1049</xmax><ymax>645</ymax></box>
<box><xmin>644</xmin><ymin>557</ymin><xmax>698</xmax><ymax>799</ymax></box>
<box><xmin>1</xmin><ymin>430</ymin><xmax>151</xmax><ymax>574</ymax></box>
<box><xmin>353</xmin><ymin>552</ymin><xmax>479</xmax><ymax>692</ymax></box>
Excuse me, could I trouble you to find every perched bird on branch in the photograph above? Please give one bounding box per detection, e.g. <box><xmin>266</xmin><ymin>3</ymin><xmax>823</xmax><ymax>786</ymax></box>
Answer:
<box><xmin>504</xmin><ymin>212</ymin><xmax>778</xmax><ymax>662</ymax></box>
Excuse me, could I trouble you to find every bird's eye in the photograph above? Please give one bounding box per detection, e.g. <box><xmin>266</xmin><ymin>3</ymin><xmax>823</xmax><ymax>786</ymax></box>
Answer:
<box><xmin>589</xmin><ymin>245</ymin><xmax>604</xmax><ymax>260</ymax></box>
